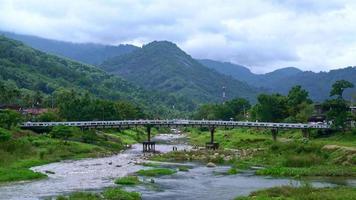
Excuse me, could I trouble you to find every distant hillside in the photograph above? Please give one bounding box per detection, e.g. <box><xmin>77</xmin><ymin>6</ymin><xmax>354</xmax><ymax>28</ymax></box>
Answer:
<box><xmin>101</xmin><ymin>41</ymin><xmax>262</xmax><ymax>104</ymax></box>
<box><xmin>199</xmin><ymin>59</ymin><xmax>356</xmax><ymax>101</ymax></box>
<box><xmin>0</xmin><ymin>31</ymin><xmax>138</xmax><ymax>65</ymax></box>
<box><xmin>0</xmin><ymin>36</ymin><xmax>194</xmax><ymax>117</ymax></box>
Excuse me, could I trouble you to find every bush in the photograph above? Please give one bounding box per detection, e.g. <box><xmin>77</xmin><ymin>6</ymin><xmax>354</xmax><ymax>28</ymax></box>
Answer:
<box><xmin>0</xmin><ymin>109</ymin><xmax>23</xmax><ymax>129</ymax></box>
<box><xmin>0</xmin><ymin>128</ymin><xmax>12</xmax><ymax>142</ymax></box>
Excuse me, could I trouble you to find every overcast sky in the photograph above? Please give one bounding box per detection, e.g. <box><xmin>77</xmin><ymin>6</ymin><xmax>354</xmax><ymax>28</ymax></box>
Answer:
<box><xmin>0</xmin><ymin>0</ymin><xmax>355</xmax><ymax>73</ymax></box>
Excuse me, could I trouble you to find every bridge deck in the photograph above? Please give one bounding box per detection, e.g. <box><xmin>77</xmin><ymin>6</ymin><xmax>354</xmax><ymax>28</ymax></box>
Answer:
<box><xmin>21</xmin><ymin>120</ymin><xmax>330</xmax><ymax>129</ymax></box>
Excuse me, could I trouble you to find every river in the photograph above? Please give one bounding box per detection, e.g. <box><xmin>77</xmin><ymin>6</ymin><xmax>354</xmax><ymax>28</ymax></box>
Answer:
<box><xmin>0</xmin><ymin>133</ymin><xmax>354</xmax><ymax>200</ymax></box>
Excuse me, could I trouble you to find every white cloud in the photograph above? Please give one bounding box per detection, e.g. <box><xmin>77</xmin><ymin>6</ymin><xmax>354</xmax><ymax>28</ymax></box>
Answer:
<box><xmin>0</xmin><ymin>0</ymin><xmax>355</xmax><ymax>73</ymax></box>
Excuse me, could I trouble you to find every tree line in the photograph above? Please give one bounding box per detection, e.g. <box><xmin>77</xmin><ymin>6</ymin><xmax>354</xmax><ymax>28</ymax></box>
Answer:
<box><xmin>195</xmin><ymin>80</ymin><xmax>355</xmax><ymax>129</ymax></box>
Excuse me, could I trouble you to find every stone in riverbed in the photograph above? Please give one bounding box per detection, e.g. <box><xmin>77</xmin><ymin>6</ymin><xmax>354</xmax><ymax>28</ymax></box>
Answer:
<box><xmin>206</xmin><ymin>162</ymin><xmax>216</xmax><ymax>167</ymax></box>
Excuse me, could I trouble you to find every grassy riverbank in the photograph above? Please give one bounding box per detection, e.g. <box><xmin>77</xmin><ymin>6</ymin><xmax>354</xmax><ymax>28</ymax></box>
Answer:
<box><xmin>56</xmin><ymin>187</ymin><xmax>141</xmax><ymax>200</ymax></box>
<box><xmin>156</xmin><ymin>128</ymin><xmax>356</xmax><ymax>177</ymax></box>
<box><xmin>0</xmin><ymin>127</ymin><xmax>150</xmax><ymax>183</ymax></box>
<box><xmin>234</xmin><ymin>185</ymin><xmax>356</xmax><ymax>200</ymax></box>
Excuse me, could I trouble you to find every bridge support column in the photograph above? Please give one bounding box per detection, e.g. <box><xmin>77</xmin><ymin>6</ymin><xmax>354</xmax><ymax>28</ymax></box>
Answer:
<box><xmin>271</xmin><ymin>128</ymin><xmax>278</xmax><ymax>141</ymax></box>
<box><xmin>302</xmin><ymin>129</ymin><xmax>310</xmax><ymax>139</ymax></box>
<box><xmin>143</xmin><ymin>126</ymin><xmax>155</xmax><ymax>153</ymax></box>
<box><xmin>206</xmin><ymin>127</ymin><xmax>219</xmax><ymax>150</ymax></box>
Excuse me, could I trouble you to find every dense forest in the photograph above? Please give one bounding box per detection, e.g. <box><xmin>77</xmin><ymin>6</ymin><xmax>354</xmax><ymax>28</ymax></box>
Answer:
<box><xmin>101</xmin><ymin>41</ymin><xmax>262</xmax><ymax>104</ymax></box>
<box><xmin>0</xmin><ymin>36</ymin><xmax>195</xmax><ymax>119</ymax></box>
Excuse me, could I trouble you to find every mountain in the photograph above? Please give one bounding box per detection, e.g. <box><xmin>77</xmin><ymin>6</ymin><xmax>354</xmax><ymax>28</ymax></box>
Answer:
<box><xmin>0</xmin><ymin>36</ymin><xmax>194</xmax><ymax>117</ymax></box>
<box><xmin>0</xmin><ymin>31</ymin><xmax>138</xmax><ymax>65</ymax></box>
<box><xmin>199</xmin><ymin>59</ymin><xmax>356</xmax><ymax>102</ymax></box>
<box><xmin>101</xmin><ymin>41</ymin><xmax>262</xmax><ymax>104</ymax></box>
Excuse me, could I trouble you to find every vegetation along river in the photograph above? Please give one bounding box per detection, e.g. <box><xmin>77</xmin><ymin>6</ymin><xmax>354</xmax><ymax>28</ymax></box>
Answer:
<box><xmin>0</xmin><ymin>133</ymin><xmax>354</xmax><ymax>200</ymax></box>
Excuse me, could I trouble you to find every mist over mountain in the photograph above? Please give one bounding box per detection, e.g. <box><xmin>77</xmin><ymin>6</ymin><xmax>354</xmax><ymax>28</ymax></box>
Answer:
<box><xmin>199</xmin><ymin>59</ymin><xmax>356</xmax><ymax>102</ymax></box>
<box><xmin>0</xmin><ymin>31</ymin><xmax>138</xmax><ymax>65</ymax></box>
<box><xmin>2</xmin><ymin>31</ymin><xmax>354</xmax><ymax>103</ymax></box>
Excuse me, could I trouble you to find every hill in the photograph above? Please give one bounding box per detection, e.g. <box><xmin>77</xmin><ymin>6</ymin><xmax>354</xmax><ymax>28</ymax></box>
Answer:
<box><xmin>101</xmin><ymin>41</ymin><xmax>262</xmax><ymax>104</ymax></box>
<box><xmin>0</xmin><ymin>36</ymin><xmax>193</xmax><ymax>117</ymax></box>
<box><xmin>199</xmin><ymin>59</ymin><xmax>356</xmax><ymax>101</ymax></box>
<box><xmin>0</xmin><ymin>31</ymin><xmax>138</xmax><ymax>65</ymax></box>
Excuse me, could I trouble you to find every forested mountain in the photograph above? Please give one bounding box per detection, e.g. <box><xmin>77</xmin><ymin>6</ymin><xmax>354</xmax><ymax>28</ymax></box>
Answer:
<box><xmin>0</xmin><ymin>31</ymin><xmax>138</xmax><ymax>65</ymax></box>
<box><xmin>199</xmin><ymin>59</ymin><xmax>356</xmax><ymax>102</ymax></box>
<box><xmin>101</xmin><ymin>41</ymin><xmax>262</xmax><ymax>104</ymax></box>
<box><xmin>0</xmin><ymin>36</ymin><xmax>194</xmax><ymax>117</ymax></box>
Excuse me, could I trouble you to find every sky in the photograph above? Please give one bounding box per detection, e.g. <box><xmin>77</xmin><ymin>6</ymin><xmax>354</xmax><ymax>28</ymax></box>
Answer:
<box><xmin>0</xmin><ymin>0</ymin><xmax>356</xmax><ymax>73</ymax></box>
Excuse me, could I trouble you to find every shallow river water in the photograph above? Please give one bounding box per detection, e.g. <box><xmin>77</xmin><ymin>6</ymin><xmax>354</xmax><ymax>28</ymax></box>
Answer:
<box><xmin>0</xmin><ymin>134</ymin><xmax>354</xmax><ymax>200</ymax></box>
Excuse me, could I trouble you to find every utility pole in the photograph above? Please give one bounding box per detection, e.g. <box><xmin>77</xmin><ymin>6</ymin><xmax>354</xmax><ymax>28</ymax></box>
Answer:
<box><xmin>222</xmin><ymin>86</ymin><xmax>226</xmax><ymax>104</ymax></box>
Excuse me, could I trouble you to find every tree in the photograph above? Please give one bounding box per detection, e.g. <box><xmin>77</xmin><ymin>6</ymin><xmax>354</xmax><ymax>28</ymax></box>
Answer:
<box><xmin>0</xmin><ymin>109</ymin><xmax>23</xmax><ymax>129</ymax></box>
<box><xmin>286</xmin><ymin>85</ymin><xmax>312</xmax><ymax>122</ymax></box>
<box><xmin>330</xmin><ymin>80</ymin><xmax>354</xmax><ymax>99</ymax></box>
<box><xmin>252</xmin><ymin>94</ymin><xmax>288</xmax><ymax>122</ymax></box>
<box><xmin>37</xmin><ymin>111</ymin><xmax>61</xmax><ymax>122</ymax></box>
<box><xmin>323</xmin><ymin>99</ymin><xmax>349</xmax><ymax>129</ymax></box>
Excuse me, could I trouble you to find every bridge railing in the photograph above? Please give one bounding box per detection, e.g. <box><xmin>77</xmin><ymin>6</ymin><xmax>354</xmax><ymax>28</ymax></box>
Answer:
<box><xmin>20</xmin><ymin>120</ymin><xmax>330</xmax><ymax>129</ymax></box>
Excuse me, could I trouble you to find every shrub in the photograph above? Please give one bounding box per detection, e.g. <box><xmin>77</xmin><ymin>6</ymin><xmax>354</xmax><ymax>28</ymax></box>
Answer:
<box><xmin>0</xmin><ymin>128</ymin><xmax>12</xmax><ymax>142</ymax></box>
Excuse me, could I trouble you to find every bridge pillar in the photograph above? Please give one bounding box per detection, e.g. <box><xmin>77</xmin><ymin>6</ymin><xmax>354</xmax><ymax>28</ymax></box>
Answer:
<box><xmin>206</xmin><ymin>126</ymin><xmax>219</xmax><ymax>150</ymax></box>
<box><xmin>271</xmin><ymin>128</ymin><xmax>278</xmax><ymax>141</ymax></box>
<box><xmin>302</xmin><ymin>129</ymin><xmax>310</xmax><ymax>139</ymax></box>
<box><xmin>143</xmin><ymin>126</ymin><xmax>155</xmax><ymax>153</ymax></box>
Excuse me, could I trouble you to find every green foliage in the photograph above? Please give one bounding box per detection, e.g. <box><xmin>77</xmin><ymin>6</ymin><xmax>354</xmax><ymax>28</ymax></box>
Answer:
<box><xmin>0</xmin><ymin>127</ymin><xmax>12</xmax><ymax>142</ymax></box>
<box><xmin>283</xmin><ymin>154</ymin><xmax>323</xmax><ymax>167</ymax></box>
<box><xmin>330</xmin><ymin>80</ymin><xmax>354</xmax><ymax>99</ymax></box>
<box><xmin>50</xmin><ymin>126</ymin><xmax>78</xmax><ymax>143</ymax></box>
<box><xmin>136</xmin><ymin>168</ymin><xmax>176</xmax><ymax>177</ymax></box>
<box><xmin>235</xmin><ymin>185</ymin><xmax>356</xmax><ymax>200</ymax></box>
<box><xmin>178</xmin><ymin>166</ymin><xmax>190</xmax><ymax>172</ymax></box>
<box><xmin>0</xmin><ymin>109</ymin><xmax>23</xmax><ymax>129</ymax></box>
<box><xmin>56</xmin><ymin>188</ymin><xmax>141</xmax><ymax>200</ymax></box>
<box><xmin>36</xmin><ymin>111</ymin><xmax>61</xmax><ymax>122</ymax></box>
<box><xmin>115</xmin><ymin>176</ymin><xmax>140</xmax><ymax>185</ymax></box>
<box><xmin>252</xmin><ymin>93</ymin><xmax>289</xmax><ymax>122</ymax></box>
<box><xmin>102</xmin><ymin>188</ymin><xmax>141</xmax><ymax>200</ymax></box>
<box><xmin>101</xmin><ymin>41</ymin><xmax>260</xmax><ymax>105</ymax></box>
<box><xmin>0</xmin><ymin>36</ymin><xmax>190</xmax><ymax>118</ymax></box>
<box><xmin>227</xmin><ymin>167</ymin><xmax>239</xmax><ymax>175</ymax></box>
<box><xmin>323</xmin><ymin>98</ymin><xmax>349</xmax><ymax>129</ymax></box>
<box><xmin>194</xmin><ymin>98</ymin><xmax>250</xmax><ymax>120</ymax></box>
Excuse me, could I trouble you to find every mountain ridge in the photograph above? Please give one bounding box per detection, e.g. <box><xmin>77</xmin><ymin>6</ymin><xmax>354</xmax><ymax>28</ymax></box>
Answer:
<box><xmin>101</xmin><ymin>40</ymin><xmax>262</xmax><ymax>104</ymax></box>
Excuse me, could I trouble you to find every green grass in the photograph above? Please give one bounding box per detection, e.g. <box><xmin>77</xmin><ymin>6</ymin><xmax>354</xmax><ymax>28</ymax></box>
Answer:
<box><xmin>178</xmin><ymin>166</ymin><xmax>190</xmax><ymax>172</ymax></box>
<box><xmin>185</xmin><ymin>128</ymin><xmax>356</xmax><ymax>177</ymax></box>
<box><xmin>227</xmin><ymin>167</ymin><xmax>239</xmax><ymax>175</ymax></box>
<box><xmin>115</xmin><ymin>176</ymin><xmax>141</xmax><ymax>185</ymax></box>
<box><xmin>136</xmin><ymin>168</ymin><xmax>176</xmax><ymax>177</ymax></box>
<box><xmin>234</xmin><ymin>185</ymin><xmax>356</xmax><ymax>200</ymax></box>
<box><xmin>56</xmin><ymin>187</ymin><xmax>141</xmax><ymax>200</ymax></box>
<box><xmin>0</xmin><ymin>128</ymin><xmax>144</xmax><ymax>183</ymax></box>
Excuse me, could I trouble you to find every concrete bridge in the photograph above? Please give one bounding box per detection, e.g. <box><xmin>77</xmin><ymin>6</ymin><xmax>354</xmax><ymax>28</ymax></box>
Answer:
<box><xmin>21</xmin><ymin>120</ymin><xmax>330</xmax><ymax>152</ymax></box>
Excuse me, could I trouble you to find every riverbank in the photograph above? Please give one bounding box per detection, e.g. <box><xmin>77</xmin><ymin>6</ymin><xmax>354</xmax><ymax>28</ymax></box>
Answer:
<box><xmin>183</xmin><ymin>128</ymin><xmax>356</xmax><ymax>177</ymax></box>
<box><xmin>0</xmin><ymin>127</ymin><xmax>154</xmax><ymax>183</ymax></box>
<box><xmin>234</xmin><ymin>184</ymin><xmax>356</xmax><ymax>200</ymax></box>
